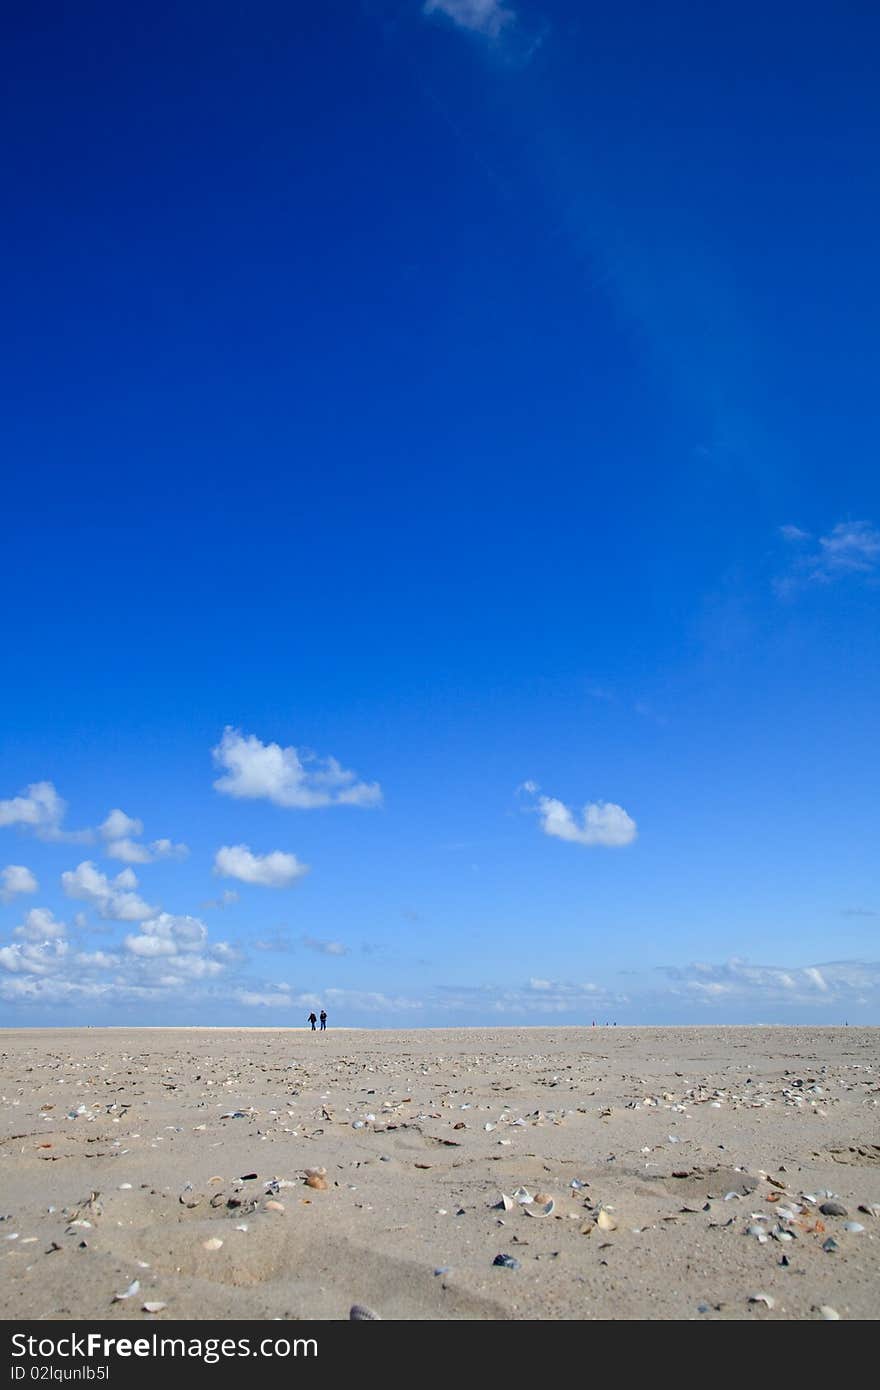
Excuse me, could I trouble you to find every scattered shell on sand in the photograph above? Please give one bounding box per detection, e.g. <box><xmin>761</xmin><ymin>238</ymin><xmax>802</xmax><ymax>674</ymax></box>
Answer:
<box><xmin>350</xmin><ymin>1304</ymin><xmax>381</xmax><ymax>1320</ymax></box>
<box><xmin>264</xmin><ymin>1200</ymin><xmax>285</xmax><ymax>1213</ymax></box>
<box><xmin>305</xmin><ymin>1174</ymin><xmax>328</xmax><ymax>1190</ymax></box>
<box><xmin>512</xmin><ymin>1187</ymin><xmax>533</xmax><ymax>1205</ymax></box>
<box><xmin>819</xmin><ymin>1201</ymin><xmax>848</xmax><ymax>1217</ymax></box>
<box><xmin>842</xmin><ymin>1222</ymin><xmax>864</xmax><ymax>1233</ymax></box>
<box><xmin>113</xmin><ymin>1280</ymin><xmax>140</xmax><ymax>1301</ymax></box>
<box><xmin>816</xmin><ymin>1306</ymin><xmax>841</xmax><ymax>1320</ymax></box>
<box><xmin>858</xmin><ymin>1203</ymin><xmax>880</xmax><ymax>1219</ymax></box>
<box><xmin>495</xmin><ymin>1194</ymin><xmax>515</xmax><ymax>1212</ymax></box>
<box><xmin>493</xmin><ymin>1254</ymin><xmax>521</xmax><ymax>1270</ymax></box>
<box><xmin>142</xmin><ymin>1302</ymin><xmax>166</xmax><ymax>1314</ymax></box>
<box><xmin>748</xmin><ymin>1294</ymin><xmax>775</xmax><ymax>1309</ymax></box>
<box><xmin>597</xmin><ymin>1210</ymin><xmax>617</xmax><ymax>1232</ymax></box>
<box><xmin>524</xmin><ymin>1197</ymin><xmax>555</xmax><ymax>1218</ymax></box>
<box><xmin>202</xmin><ymin>1238</ymin><xmax>223</xmax><ymax>1251</ymax></box>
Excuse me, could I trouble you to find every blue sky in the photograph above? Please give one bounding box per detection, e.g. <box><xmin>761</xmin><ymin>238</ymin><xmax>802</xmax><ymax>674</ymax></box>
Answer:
<box><xmin>2</xmin><ymin>0</ymin><xmax>878</xmax><ymax>1026</ymax></box>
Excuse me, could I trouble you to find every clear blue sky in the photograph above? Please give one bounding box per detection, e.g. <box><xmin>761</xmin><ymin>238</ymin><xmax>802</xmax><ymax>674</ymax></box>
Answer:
<box><xmin>2</xmin><ymin>1</ymin><xmax>878</xmax><ymax>1026</ymax></box>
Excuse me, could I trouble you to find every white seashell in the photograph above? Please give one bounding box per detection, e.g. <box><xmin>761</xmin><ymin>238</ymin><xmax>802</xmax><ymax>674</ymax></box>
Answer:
<box><xmin>749</xmin><ymin>1294</ymin><xmax>775</xmax><ymax>1308</ymax></box>
<box><xmin>524</xmin><ymin>1198</ymin><xmax>555</xmax><ymax>1218</ymax></box>
<box><xmin>842</xmin><ymin>1222</ymin><xmax>864</xmax><ymax>1233</ymax></box>
<box><xmin>513</xmin><ymin>1187</ymin><xmax>533</xmax><ymax>1205</ymax></box>
<box><xmin>202</xmin><ymin>1238</ymin><xmax>223</xmax><ymax>1251</ymax></box>
<box><xmin>858</xmin><ymin>1203</ymin><xmax>880</xmax><ymax>1219</ymax></box>
<box><xmin>142</xmin><ymin>1302</ymin><xmax>166</xmax><ymax>1314</ymax></box>
<box><xmin>113</xmin><ymin>1280</ymin><xmax>140</xmax><ymax>1301</ymax></box>
<box><xmin>495</xmin><ymin>1194</ymin><xmax>515</xmax><ymax>1212</ymax></box>
<box><xmin>597</xmin><ymin>1209</ymin><xmax>617</xmax><ymax>1232</ymax></box>
<box><xmin>817</xmin><ymin>1306</ymin><xmax>840</xmax><ymax>1320</ymax></box>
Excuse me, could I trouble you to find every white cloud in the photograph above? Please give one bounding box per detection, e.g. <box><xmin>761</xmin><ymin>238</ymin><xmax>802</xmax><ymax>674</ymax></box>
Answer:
<box><xmin>214</xmin><ymin>844</ymin><xmax>310</xmax><ymax>888</ymax></box>
<box><xmin>778</xmin><ymin>518</ymin><xmax>880</xmax><ymax>594</ymax></box>
<box><xmin>61</xmin><ymin>861</ymin><xmax>156</xmax><ymax>921</ymax></box>
<box><xmin>0</xmin><ymin>937</ymin><xmax>69</xmax><ymax>976</ymax></box>
<box><xmin>212</xmin><ymin>727</ymin><xmax>381</xmax><ymax>809</ymax></box>
<box><xmin>1</xmin><ymin>865</ymin><xmax>38</xmax><ymax>903</ymax></box>
<box><xmin>238</xmin><ymin>988</ymin><xmax>294</xmax><ymax>1008</ymax></box>
<box><xmin>661</xmin><ymin>958</ymin><xmax>880</xmax><ymax>1007</ymax></box>
<box><xmin>150</xmin><ymin>838</ymin><xmax>189</xmax><ymax>860</ymax></box>
<box><xmin>105</xmin><ymin>837</ymin><xmax>152</xmax><ymax>863</ymax></box>
<box><xmin>14</xmin><ymin>907</ymin><xmax>66</xmax><ymax>942</ymax></box>
<box><xmin>105</xmin><ymin>836</ymin><xmax>189</xmax><ymax>864</ymax></box>
<box><xmin>815</xmin><ymin>521</ymin><xmax>880</xmax><ymax>577</ymax></box>
<box><xmin>302</xmin><ymin>935</ymin><xmax>349</xmax><ymax>956</ymax></box>
<box><xmin>537</xmin><ymin>795</ymin><xmax>637</xmax><ymax>847</ymax></box>
<box><xmin>423</xmin><ymin>0</ymin><xmax>514</xmax><ymax>38</ymax></box>
<box><xmin>0</xmin><ymin>781</ymin><xmax>92</xmax><ymax>843</ymax></box>
<box><xmin>0</xmin><ymin>900</ymin><xmax>233</xmax><ymax>1005</ymax></box>
<box><xmin>100</xmin><ymin>808</ymin><xmax>143</xmax><ymax>840</ymax></box>
<box><xmin>124</xmin><ymin>912</ymin><xmax>208</xmax><ymax>958</ymax></box>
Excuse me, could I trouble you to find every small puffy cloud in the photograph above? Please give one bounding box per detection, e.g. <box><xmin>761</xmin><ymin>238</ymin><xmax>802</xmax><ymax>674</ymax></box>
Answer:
<box><xmin>537</xmin><ymin>795</ymin><xmax>637</xmax><ymax>847</ymax></box>
<box><xmin>61</xmin><ymin>861</ymin><xmax>156</xmax><ymax>921</ymax></box>
<box><xmin>423</xmin><ymin>0</ymin><xmax>514</xmax><ymax>38</ymax></box>
<box><xmin>212</xmin><ymin>727</ymin><xmax>381</xmax><ymax>809</ymax></box>
<box><xmin>14</xmin><ymin>907</ymin><xmax>66</xmax><ymax>942</ymax></box>
<box><xmin>106</xmin><ymin>837</ymin><xmax>189</xmax><ymax>864</ymax></box>
<box><xmin>0</xmin><ymin>937</ymin><xmax>69</xmax><ymax>976</ymax></box>
<box><xmin>150</xmin><ymin>838</ymin><xmax>189</xmax><ymax>860</ymax></box>
<box><xmin>1</xmin><ymin>865</ymin><xmax>38</xmax><ymax>903</ymax></box>
<box><xmin>100</xmin><ymin>808</ymin><xmax>143</xmax><ymax>840</ymax></box>
<box><xmin>105</xmin><ymin>837</ymin><xmax>152</xmax><ymax>864</ymax></box>
<box><xmin>214</xmin><ymin>844</ymin><xmax>309</xmax><ymax>888</ymax></box>
<box><xmin>0</xmin><ymin>782</ymin><xmax>92</xmax><ymax>843</ymax></box>
<box><xmin>302</xmin><ymin>935</ymin><xmax>349</xmax><ymax>957</ymax></box>
<box><xmin>125</xmin><ymin>912</ymin><xmax>206</xmax><ymax>958</ymax></box>
<box><xmin>780</xmin><ymin>524</ymin><xmax>810</xmax><ymax>541</ymax></box>
<box><xmin>0</xmin><ymin>781</ymin><xmax>65</xmax><ymax>832</ymax></box>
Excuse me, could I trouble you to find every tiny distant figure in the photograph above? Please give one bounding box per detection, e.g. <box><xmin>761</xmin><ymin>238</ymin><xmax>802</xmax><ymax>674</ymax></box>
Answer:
<box><xmin>307</xmin><ymin>1012</ymin><xmax>317</xmax><ymax>1031</ymax></box>
<box><xmin>319</xmin><ymin>1010</ymin><xmax>327</xmax><ymax>1031</ymax></box>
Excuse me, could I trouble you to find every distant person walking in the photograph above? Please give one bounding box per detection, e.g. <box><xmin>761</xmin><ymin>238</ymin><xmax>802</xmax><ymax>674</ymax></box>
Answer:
<box><xmin>319</xmin><ymin>1010</ymin><xmax>327</xmax><ymax>1031</ymax></box>
<box><xmin>307</xmin><ymin>1012</ymin><xmax>317</xmax><ymax>1031</ymax></box>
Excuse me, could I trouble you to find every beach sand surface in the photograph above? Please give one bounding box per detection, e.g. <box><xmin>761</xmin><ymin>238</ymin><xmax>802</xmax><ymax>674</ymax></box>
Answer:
<box><xmin>1</xmin><ymin>1027</ymin><xmax>877</xmax><ymax>1321</ymax></box>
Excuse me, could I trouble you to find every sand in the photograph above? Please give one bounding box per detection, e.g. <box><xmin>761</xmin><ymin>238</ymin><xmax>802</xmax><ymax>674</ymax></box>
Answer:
<box><xmin>0</xmin><ymin>1026</ymin><xmax>877</xmax><ymax>1321</ymax></box>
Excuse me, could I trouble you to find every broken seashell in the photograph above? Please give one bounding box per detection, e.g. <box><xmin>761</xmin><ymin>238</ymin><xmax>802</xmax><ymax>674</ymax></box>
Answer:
<box><xmin>524</xmin><ymin>1198</ymin><xmax>555</xmax><ymax>1218</ymax></box>
<box><xmin>858</xmin><ymin>1203</ymin><xmax>880</xmax><ymax>1219</ymax></box>
<box><xmin>597</xmin><ymin>1209</ymin><xmax>617</xmax><ymax>1232</ymax></box>
<box><xmin>202</xmin><ymin>1238</ymin><xmax>223</xmax><ymax>1251</ymax></box>
<box><xmin>142</xmin><ymin>1302</ymin><xmax>166</xmax><ymax>1314</ymax></box>
<box><xmin>494</xmin><ymin>1194</ymin><xmax>515</xmax><ymax>1212</ymax></box>
<box><xmin>265</xmin><ymin>1200</ymin><xmax>285</xmax><ymax>1213</ymax></box>
<box><xmin>305</xmin><ymin>1174</ymin><xmax>328</xmax><ymax>1190</ymax></box>
<box><xmin>304</xmin><ymin>1167</ymin><xmax>326</xmax><ymax>1178</ymax></box>
<box><xmin>842</xmin><ymin>1222</ymin><xmax>864</xmax><ymax>1233</ymax></box>
<box><xmin>512</xmin><ymin>1187</ymin><xmax>533</xmax><ymax>1204</ymax></box>
<box><xmin>113</xmin><ymin>1280</ymin><xmax>140</xmax><ymax>1301</ymax></box>
<box><xmin>748</xmin><ymin>1293</ymin><xmax>775</xmax><ymax>1308</ymax></box>
<box><xmin>817</xmin><ymin>1306</ymin><xmax>840</xmax><ymax>1320</ymax></box>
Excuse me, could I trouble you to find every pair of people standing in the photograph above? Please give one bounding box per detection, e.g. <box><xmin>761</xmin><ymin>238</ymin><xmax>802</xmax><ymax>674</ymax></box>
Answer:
<box><xmin>307</xmin><ymin>1011</ymin><xmax>327</xmax><ymax>1031</ymax></box>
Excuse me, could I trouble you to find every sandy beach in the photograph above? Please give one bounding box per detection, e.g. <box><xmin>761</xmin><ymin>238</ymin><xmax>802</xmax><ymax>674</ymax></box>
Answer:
<box><xmin>0</xmin><ymin>1027</ymin><xmax>877</xmax><ymax>1321</ymax></box>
